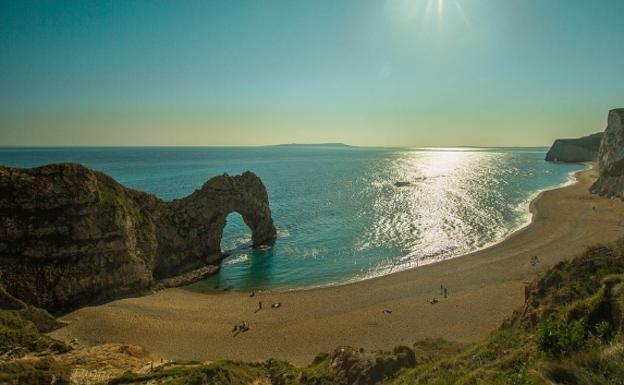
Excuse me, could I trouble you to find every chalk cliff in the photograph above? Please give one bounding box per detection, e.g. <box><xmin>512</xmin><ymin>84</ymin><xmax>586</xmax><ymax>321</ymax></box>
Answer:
<box><xmin>591</xmin><ymin>109</ymin><xmax>624</xmax><ymax>199</ymax></box>
<box><xmin>545</xmin><ymin>132</ymin><xmax>603</xmax><ymax>162</ymax></box>
<box><xmin>0</xmin><ymin>163</ymin><xmax>276</xmax><ymax>313</ymax></box>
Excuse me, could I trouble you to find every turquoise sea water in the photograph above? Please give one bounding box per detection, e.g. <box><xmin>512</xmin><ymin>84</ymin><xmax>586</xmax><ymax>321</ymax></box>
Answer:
<box><xmin>0</xmin><ymin>146</ymin><xmax>584</xmax><ymax>291</ymax></box>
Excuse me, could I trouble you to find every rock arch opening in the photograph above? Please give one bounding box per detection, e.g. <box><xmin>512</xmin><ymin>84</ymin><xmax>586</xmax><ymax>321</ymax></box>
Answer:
<box><xmin>220</xmin><ymin>212</ymin><xmax>253</xmax><ymax>254</ymax></box>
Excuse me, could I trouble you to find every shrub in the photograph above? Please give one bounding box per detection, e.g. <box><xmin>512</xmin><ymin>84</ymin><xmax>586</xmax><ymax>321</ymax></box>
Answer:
<box><xmin>538</xmin><ymin>318</ymin><xmax>587</xmax><ymax>357</ymax></box>
<box><xmin>593</xmin><ymin>321</ymin><xmax>612</xmax><ymax>342</ymax></box>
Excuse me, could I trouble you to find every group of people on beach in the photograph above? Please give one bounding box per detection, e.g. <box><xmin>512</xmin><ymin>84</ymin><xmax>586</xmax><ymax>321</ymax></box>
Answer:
<box><xmin>232</xmin><ymin>322</ymin><xmax>249</xmax><ymax>336</ymax></box>
<box><xmin>231</xmin><ymin>292</ymin><xmax>283</xmax><ymax>336</ymax></box>
<box><xmin>530</xmin><ymin>255</ymin><xmax>540</xmax><ymax>266</ymax></box>
<box><xmin>428</xmin><ymin>284</ymin><xmax>449</xmax><ymax>305</ymax></box>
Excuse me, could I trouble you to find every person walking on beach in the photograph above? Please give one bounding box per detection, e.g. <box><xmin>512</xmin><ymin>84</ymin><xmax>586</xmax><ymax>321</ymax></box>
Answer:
<box><xmin>258</xmin><ymin>301</ymin><xmax>262</xmax><ymax>310</ymax></box>
<box><xmin>443</xmin><ymin>287</ymin><xmax>448</xmax><ymax>298</ymax></box>
<box><xmin>440</xmin><ymin>284</ymin><xmax>444</xmax><ymax>296</ymax></box>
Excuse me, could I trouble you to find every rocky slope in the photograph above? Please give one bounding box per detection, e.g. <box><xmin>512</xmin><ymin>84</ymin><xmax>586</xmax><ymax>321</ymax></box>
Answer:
<box><xmin>545</xmin><ymin>132</ymin><xmax>603</xmax><ymax>162</ymax></box>
<box><xmin>591</xmin><ymin>109</ymin><xmax>624</xmax><ymax>198</ymax></box>
<box><xmin>0</xmin><ymin>163</ymin><xmax>276</xmax><ymax>314</ymax></box>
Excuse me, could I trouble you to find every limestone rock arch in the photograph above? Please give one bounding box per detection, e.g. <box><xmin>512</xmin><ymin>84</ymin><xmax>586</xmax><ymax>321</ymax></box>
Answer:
<box><xmin>154</xmin><ymin>171</ymin><xmax>277</xmax><ymax>278</ymax></box>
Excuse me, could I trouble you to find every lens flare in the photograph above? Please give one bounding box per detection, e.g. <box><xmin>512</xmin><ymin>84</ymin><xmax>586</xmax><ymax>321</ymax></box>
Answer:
<box><xmin>387</xmin><ymin>0</ymin><xmax>472</xmax><ymax>30</ymax></box>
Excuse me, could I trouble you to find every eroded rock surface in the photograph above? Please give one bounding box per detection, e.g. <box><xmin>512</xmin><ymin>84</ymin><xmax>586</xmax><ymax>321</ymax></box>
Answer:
<box><xmin>591</xmin><ymin>109</ymin><xmax>624</xmax><ymax>198</ymax></box>
<box><xmin>0</xmin><ymin>163</ymin><xmax>276</xmax><ymax>313</ymax></box>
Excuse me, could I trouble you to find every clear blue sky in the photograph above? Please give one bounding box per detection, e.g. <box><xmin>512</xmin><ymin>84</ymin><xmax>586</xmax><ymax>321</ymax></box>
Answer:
<box><xmin>1</xmin><ymin>0</ymin><xmax>623</xmax><ymax>146</ymax></box>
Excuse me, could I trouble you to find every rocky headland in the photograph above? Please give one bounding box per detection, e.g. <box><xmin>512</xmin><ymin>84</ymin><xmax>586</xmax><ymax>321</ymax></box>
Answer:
<box><xmin>591</xmin><ymin>108</ymin><xmax>624</xmax><ymax>199</ymax></box>
<box><xmin>545</xmin><ymin>132</ymin><xmax>603</xmax><ymax>162</ymax></box>
<box><xmin>0</xmin><ymin>163</ymin><xmax>276</xmax><ymax>314</ymax></box>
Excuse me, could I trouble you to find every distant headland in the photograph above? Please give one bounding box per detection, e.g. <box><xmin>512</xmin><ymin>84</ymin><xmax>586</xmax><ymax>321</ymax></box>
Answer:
<box><xmin>546</xmin><ymin>108</ymin><xmax>624</xmax><ymax>199</ymax></box>
<box><xmin>269</xmin><ymin>143</ymin><xmax>353</xmax><ymax>148</ymax></box>
<box><xmin>545</xmin><ymin>132</ymin><xmax>603</xmax><ymax>162</ymax></box>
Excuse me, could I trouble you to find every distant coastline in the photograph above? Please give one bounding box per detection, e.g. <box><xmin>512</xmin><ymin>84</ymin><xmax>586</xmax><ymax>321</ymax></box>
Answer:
<box><xmin>268</xmin><ymin>142</ymin><xmax>353</xmax><ymax>148</ymax></box>
<box><xmin>0</xmin><ymin>144</ymin><xmax>554</xmax><ymax>150</ymax></box>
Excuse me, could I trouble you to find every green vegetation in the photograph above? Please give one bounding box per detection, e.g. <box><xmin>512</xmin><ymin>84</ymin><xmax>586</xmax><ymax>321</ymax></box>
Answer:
<box><xmin>0</xmin><ymin>309</ymin><xmax>69</xmax><ymax>359</ymax></box>
<box><xmin>0</xmin><ymin>309</ymin><xmax>71</xmax><ymax>384</ymax></box>
<box><xmin>0</xmin><ymin>357</ymin><xmax>71</xmax><ymax>385</ymax></box>
<box><xmin>537</xmin><ymin>318</ymin><xmax>588</xmax><ymax>357</ymax></box>
<box><xmin>109</xmin><ymin>360</ymin><xmax>297</xmax><ymax>385</ymax></box>
<box><xmin>106</xmin><ymin>240</ymin><xmax>624</xmax><ymax>385</ymax></box>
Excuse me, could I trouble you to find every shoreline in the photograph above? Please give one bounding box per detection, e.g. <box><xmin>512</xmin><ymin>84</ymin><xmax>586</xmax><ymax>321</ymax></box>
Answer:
<box><xmin>237</xmin><ymin>163</ymin><xmax>590</xmax><ymax>294</ymax></box>
<box><xmin>51</xmin><ymin>166</ymin><xmax>624</xmax><ymax>366</ymax></box>
<box><xmin>195</xmin><ymin>163</ymin><xmax>589</xmax><ymax>295</ymax></box>
<box><xmin>300</xmin><ymin>164</ymin><xmax>587</xmax><ymax>293</ymax></box>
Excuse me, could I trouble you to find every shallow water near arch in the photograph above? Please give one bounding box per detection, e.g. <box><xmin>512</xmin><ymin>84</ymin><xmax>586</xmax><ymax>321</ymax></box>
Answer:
<box><xmin>0</xmin><ymin>146</ymin><xmax>584</xmax><ymax>291</ymax></box>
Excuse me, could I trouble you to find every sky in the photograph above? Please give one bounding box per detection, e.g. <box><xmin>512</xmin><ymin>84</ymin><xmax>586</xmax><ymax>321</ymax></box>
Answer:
<box><xmin>1</xmin><ymin>0</ymin><xmax>623</xmax><ymax>147</ymax></box>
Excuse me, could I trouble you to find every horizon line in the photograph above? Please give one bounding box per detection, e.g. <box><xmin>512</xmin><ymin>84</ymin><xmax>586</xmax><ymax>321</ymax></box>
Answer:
<box><xmin>0</xmin><ymin>143</ymin><xmax>553</xmax><ymax>149</ymax></box>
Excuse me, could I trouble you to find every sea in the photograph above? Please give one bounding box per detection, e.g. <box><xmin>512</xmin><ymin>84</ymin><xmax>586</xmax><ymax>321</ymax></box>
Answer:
<box><xmin>0</xmin><ymin>145</ymin><xmax>585</xmax><ymax>291</ymax></box>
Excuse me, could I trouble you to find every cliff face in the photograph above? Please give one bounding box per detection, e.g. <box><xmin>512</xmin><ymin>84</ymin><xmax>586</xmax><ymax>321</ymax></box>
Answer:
<box><xmin>545</xmin><ymin>132</ymin><xmax>603</xmax><ymax>162</ymax></box>
<box><xmin>591</xmin><ymin>109</ymin><xmax>624</xmax><ymax>199</ymax></box>
<box><xmin>0</xmin><ymin>163</ymin><xmax>276</xmax><ymax>313</ymax></box>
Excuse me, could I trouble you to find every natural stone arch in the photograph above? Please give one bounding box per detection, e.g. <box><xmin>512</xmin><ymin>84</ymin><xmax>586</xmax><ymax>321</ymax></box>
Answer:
<box><xmin>154</xmin><ymin>171</ymin><xmax>277</xmax><ymax>278</ymax></box>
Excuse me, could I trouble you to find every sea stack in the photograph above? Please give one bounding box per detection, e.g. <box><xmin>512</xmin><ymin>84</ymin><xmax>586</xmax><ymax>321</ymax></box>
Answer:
<box><xmin>591</xmin><ymin>109</ymin><xmax>624</xmax><ymax>199</ymax></box>
<box><xmin>0</xmin><ymin>163</ymin><xmax>276</xmax><ymax>313</ymax></box>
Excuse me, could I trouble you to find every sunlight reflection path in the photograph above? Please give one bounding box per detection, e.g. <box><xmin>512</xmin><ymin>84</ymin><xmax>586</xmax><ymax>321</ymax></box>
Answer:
<box><xmin>357</xmin><ymin>149</ymin><xmax>509</xmax><ymax>279</ymax></box>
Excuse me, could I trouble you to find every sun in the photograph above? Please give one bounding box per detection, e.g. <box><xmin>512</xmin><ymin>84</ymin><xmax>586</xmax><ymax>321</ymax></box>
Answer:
<box><xmin>386</xmin><ymin>0</ymin><xmax>471</xmax><ymax>30</ymax></box>
<box><xmin>432</xmin><ymin>0</ymin><xmax>470</xmax><ymax>27</ymax></box>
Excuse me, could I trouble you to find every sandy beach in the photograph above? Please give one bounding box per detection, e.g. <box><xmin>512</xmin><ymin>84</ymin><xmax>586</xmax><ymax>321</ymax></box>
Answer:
<box><xmin>50</xmin><ymin>167</ymin><xmax>624</xmax><ymax>366</ymax></box>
